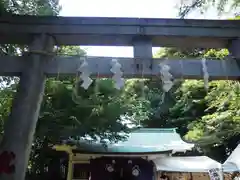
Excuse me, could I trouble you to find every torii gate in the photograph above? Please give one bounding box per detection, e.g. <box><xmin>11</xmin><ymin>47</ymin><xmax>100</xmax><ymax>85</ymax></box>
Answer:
<box><xmin>0</xmin><ymin>15</ymin><xmax>239</xmax><ymax>180</ymax></box>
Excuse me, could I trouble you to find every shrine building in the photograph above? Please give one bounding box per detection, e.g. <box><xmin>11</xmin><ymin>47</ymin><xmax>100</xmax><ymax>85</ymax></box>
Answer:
<box><xmin>53</xmin><ymin>128</ymin><xmax>194</xmax><ymax>180</ymax></box>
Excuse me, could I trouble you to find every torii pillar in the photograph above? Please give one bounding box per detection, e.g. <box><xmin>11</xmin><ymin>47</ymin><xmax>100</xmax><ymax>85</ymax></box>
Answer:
<box><xmin>0</xmin><ymin>34</ymin><xmax>54</xmax><ymax>180</ymax></box>
<box><xmin>228</xmin><ymin>39</ymin><xmax>240</xmax><ymax>67</ymax></box>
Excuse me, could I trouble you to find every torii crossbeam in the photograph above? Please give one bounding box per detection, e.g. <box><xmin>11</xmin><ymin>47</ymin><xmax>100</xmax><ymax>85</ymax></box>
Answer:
<box><xmin>0</xmin><ymin>56</ymin><xmax>240</xmax><ymax>80</ymax></box>
<box><xmin>0</xmin><ymin>15</ymin><xmax>240</xmax><ymax>47</ymax></box>
<box><xmin>0</xmin><ymin>15</ymin><xmax>239</xmax><ymax>180</ymax></box>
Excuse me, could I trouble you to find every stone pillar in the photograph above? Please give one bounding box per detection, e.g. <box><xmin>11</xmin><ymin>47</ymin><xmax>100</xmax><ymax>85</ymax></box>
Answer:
<box><xmin>0</xmin><ymin>34</ymin><xmax>54</xmax><ymax>180</ymax></box>
<box><xmin>228</xmin><ymin>39</ymin><xmax>240</xmax><ymax>65</ymax></box>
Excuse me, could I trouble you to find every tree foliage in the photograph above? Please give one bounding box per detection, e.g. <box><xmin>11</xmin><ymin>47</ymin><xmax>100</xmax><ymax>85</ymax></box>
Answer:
<box><xmin>178</xmin><ymin>0</ymin><xmax>240</xmax><ymax>18</ymax></box>
<box><xmin>142</xmin><ymin>47</ymin><xmax>240</xmax><ymax>162</ymax></box>
<box><xmin>1</xmin><ymin>0</ymin><xmax>61</xmax><ymax>15</ymax></box>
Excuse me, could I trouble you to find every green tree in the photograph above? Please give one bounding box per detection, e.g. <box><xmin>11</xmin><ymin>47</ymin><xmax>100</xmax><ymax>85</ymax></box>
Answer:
<box><xmin>143</xmin><ymin>47</ymin><xmax>240</xmax><ymax>162</ymax></box>
<box><xmin>1</xmin><ymin>0</ymin><xmax>61</xmax><ymax>15</ymax></box>
<box><xmin>185</xmin><ymin>80</ymin><xmax>240</xmax><ymax>161</ymax></box>
<box><xmin>178</xmin><ymin>0</ymin><xmax>239</xmax><ymax>18</ymax></box>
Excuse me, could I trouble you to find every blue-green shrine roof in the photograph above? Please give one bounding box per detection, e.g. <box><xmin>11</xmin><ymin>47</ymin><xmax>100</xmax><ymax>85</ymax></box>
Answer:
<box><xmin>69</xmin><ymin>128</ymin><xmax>194</xmax><ymax>154</ymax></box>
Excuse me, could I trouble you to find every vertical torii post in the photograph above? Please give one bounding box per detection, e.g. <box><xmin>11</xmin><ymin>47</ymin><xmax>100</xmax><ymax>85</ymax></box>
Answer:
<box><xmin>228</xmin><ymin>39</ymin><xmax>240</xmax><ymax>69</ymax></box>
<box><xmin>0</xmin><ymin>34</ymin><xmax>54</xmax><ymax>180</ymax></box>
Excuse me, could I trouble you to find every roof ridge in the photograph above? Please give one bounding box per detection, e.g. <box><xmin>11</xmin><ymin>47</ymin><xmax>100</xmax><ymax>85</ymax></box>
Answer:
<box><xmin>133</xmin><ymin>128</ymin><xmax>177</xmax><ymax>133</ymax></box>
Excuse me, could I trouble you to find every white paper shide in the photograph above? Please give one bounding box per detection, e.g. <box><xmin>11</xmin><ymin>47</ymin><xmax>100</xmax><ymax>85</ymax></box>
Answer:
<box><xmin>78</xmin><ymin>57</ymin><xmax>93</xmax><ymax>90</ymax></box>
<box><xmin>159</xmin><ymin>63</ymin><xmax>173</xmax><ymax>92</ymax></box>
<box><xmin>201</xmin><ymin>58</ymin><xmax>209</xmax><ymax>90</ymax></box>
<box><xmin>111</xmin><ymin>58</ymin><xmax>124</xmax><ymax>89</ymax></box>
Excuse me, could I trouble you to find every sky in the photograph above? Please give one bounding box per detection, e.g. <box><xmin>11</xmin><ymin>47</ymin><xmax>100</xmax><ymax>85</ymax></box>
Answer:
<box><xmin>59</xmin><ymin>0</ymin><xmax>233</xmax><ymax>57</ymax></box>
